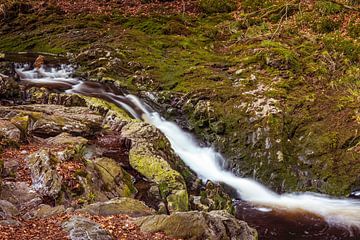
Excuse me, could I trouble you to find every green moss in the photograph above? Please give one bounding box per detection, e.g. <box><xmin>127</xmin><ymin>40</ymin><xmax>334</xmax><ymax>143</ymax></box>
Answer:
<box><xmin>315</xmin><ymin>17</ymin><xmax>340</xmax><ymax>33</ymax></box>
<box><xmin>94</xmin><ymin>157</ymin><xmax>137</xmax><ymax>197</ymax></box>
<box><xmin>315</xmin><ymin>0</ymin><xmax>343</xmax><ymax>15</ymax></box>
<box><xmin>323</xmin><ymin>34</ymin><xmax>360</xmax><ymax>63</ymax></box>
<box><xmin>348</xmin><ymin>19</ymin><xmax>360</xmax><ymax>38</ymax></box>
<box><xmin>198</xmin><ymin>0</ymin><xmax>237</xmax><ymax>14</ymax></box>
<box><xmin>129</xmin><ymin>147</ymin><xmax>188</xmax><ymax>212</ymax></box>
<box><xmin>83</xmin><ymin>96</ymin><xmax>132</xmax><ymax>121</ymax></box>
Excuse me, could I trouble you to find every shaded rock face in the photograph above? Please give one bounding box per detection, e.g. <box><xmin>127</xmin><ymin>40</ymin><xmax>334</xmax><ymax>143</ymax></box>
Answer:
<box><xmin>62</xmin><ymin>216</ymin><xmax>113</xmax><ymax>240</ymax></box>
<box><xmin>134</xmin><ymin>210</ymin><xmax>257</xmax><ymax>240</ymax></box>
<box><xmin>76</xmin><ymin>197</ymin><xmax>155</xmax><ymax>217</ymax></box>
<box><xmin>95</xmin><ymin>133</ymin><xmax>131</xmax><ymax>163</ymax></box>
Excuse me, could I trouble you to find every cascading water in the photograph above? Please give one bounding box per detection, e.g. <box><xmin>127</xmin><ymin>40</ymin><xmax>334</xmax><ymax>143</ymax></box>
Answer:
<box><xmin>15</xmin><ymin>64</ymin><xmax>360</xmax><ymax>238</ymax></box>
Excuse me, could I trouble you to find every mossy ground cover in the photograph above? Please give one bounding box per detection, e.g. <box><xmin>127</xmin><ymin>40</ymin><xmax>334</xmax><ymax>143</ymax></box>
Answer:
<box><xmin>1</xmin><ymin>0</ymin><xmax>359</xmax><ymax>196</ymax></box>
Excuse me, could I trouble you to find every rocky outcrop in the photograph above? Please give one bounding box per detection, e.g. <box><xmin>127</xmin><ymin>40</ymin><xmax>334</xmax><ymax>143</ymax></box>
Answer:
<box><xmin>27</xmin><ymin>149</ymin><xmax>63</xmax><ymax>198</ymax></box>
<box><xmin>76</xmin><ymin>197</ymin><xmax>154</xmax><ymax>217</ymax></box>
<box><xmin>0</xmin><ymin>105</ymin><xmax>103</xmax><ymax>137</ymax></box>
<box><xmin>62</xmin><ymin>216</ymin><xmax>113</xmax><ymax>240</ymax></box>
<box><xmin>121</xmin><ymin>121</ymin><xmax>189</xmax><ymax>213</ymax></box>
<box><xmin>0</xmin><ymin>101</ymin><xmax>254</xmax><ymax>238</ymax></box>
<box><xmin>134</xmin><ymin>210</ymin><xmax>257</xmax><ymax>240</ymax></box>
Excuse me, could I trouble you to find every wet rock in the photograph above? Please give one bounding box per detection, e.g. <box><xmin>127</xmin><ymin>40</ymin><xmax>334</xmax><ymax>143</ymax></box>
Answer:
<box><xmin>27</xmin><ymin>149</ymin><xmax>62</xmax><ymax>198</ymax></box>
<box><xmin>76</xmin><ymin>197</ymin><xmax>154</xmax><ymax>217</ymax></box>
<box><xmin>62</xmin><ymin>216</ymin><xmax>113</xmax><ymax>240</ymax></box>
<box><xmin>0</xmin><ymin>200</ymin><xmax>19</xmax><ymax>220</ymax></box>
<box><xmin>23</xmin><ymin>204</ymin><xmax>65</xmax><ymax>220</ymax></box>
<box><xmin>349</xmin><ymin>189</ymin><xmax>360</xmax><ymax>199</ymax></box>
<box><xmin>133</xmin><ymin>210</ymin><xmax>257</xmax><ymax>240</ymax></box>
<box><xmin>0</xmin><ymin>120</ymin><xmax>21</xmax><ymax>143</ymax></box>
<box><xmin>121</xmin><ymin>122</ymin><xmax>189</xmax><ymax>213</ymax></box>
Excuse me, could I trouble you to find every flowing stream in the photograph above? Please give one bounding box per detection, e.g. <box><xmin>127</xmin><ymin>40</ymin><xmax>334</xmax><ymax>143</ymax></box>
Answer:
<box><xmin>14</xmin><ymin>63</ymin><xmax>360</xmax><ymax>239</ymax></box>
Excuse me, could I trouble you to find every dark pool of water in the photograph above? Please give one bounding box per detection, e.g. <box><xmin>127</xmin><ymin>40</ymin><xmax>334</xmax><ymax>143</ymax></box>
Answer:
<box><xmin>235</xmin><ymin>200</ymin><xmax>360</xmax><ymax>240</ymax></box>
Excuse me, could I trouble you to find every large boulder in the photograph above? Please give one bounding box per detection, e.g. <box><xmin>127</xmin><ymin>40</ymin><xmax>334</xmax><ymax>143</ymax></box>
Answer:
<box><xmin>0</xmin><ymin>105</ymin><xmax>103</xmax><ymax>137</ymax></box>
<box><xmin>62</xmin><ymin>216</ymin><xmax>113</xmax><ymax>240</ymax></box>
<box><xmin>76</xmin><ymin>197</ymin><xmax>154</xmax><ymax>217</ymax></box>
<box><xmin>27</xmin><ymin>149</ymin><xmax>62</xmax><ymax>198</ymax></box>
<box><xmin>134</xmin><ymin>210</ymin><xmax>257</xmax><ymax>240</ymax></box>
<box><xmin>121</xmin><ymin>121</ymin><xmax>189</xmax><ymax>213</ymax></box>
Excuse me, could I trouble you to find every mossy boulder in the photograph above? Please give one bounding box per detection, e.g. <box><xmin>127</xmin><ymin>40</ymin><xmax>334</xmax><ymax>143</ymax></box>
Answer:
<box><xmin>92</xmin><ymin>157</ymin><xmax>137</xmax><ymax>197</ymax></box>
<box><xmin>10</xmin><ymin>115</ymin><xmax>30</xmax><ymax>134</ymax></box>
<box><xmin>78</xmin><ymin>157</ymin><xmax>137</xmax><ymax>203</ymax></box>
<box><xmin>121</xmin><ymin>122</ymin><xmax>189</xmax><ymax>213</ymax></box>
<box><xmin>76</xmin><ymin>197</ymin><xmax>155</xmax><ymax>217</ymax></box>
<box><xmin>133</xmin><ymin>210</ymin><xmax>257</xmax><ymax>240</ymax></box>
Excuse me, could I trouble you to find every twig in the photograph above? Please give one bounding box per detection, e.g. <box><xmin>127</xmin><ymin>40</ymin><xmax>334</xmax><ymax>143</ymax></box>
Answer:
<box><xmin>271</xmin><ymin>4</ymin><xmax>289</xmax><ymax>40</ymax></box>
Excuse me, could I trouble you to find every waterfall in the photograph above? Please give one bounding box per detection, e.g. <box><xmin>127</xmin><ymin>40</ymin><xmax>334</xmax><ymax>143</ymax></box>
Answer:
<box><xmin>15</xmin><ymin>64</ymin><xmax>360</xmax><ymax>229</ymax></box>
